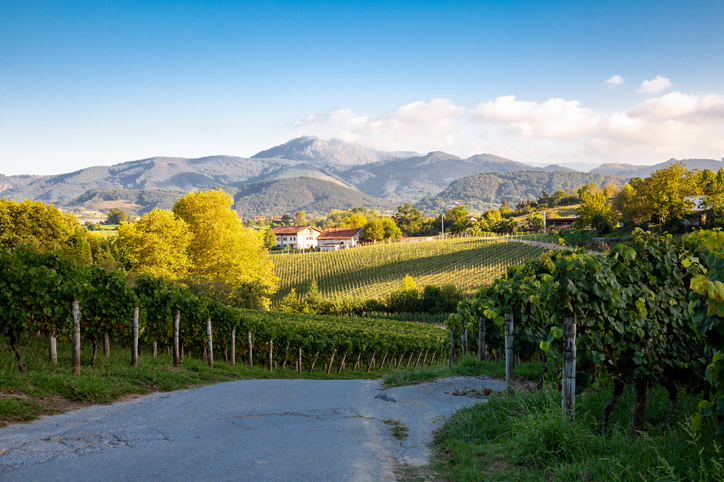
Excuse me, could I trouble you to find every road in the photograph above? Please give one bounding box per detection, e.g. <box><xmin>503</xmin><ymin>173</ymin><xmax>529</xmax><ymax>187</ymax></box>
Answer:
<box><xmin>0</xmin><ymin>377</ymin><xmax>504</xmax><ymax>481</ymax></box>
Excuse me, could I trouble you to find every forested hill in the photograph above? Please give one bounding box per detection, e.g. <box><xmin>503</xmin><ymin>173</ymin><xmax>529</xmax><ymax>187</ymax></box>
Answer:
<box><xmin>416</xmin><ymin>171</ymin><xmax>628</xmax><ymax>213</ymax></box>
<box><xmin>232</xmin><ymin>177</ymin><xmax>396</xmax><ymax>217</ymax></box>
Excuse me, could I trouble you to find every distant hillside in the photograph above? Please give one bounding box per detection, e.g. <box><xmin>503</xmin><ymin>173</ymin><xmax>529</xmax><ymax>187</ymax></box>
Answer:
<box><xmin>251</xmin><ymin>136</ymin><xmax>418</xmax><ymax>165</ymax></box>
<box><xmin>416</xmin><ymin>171</ymin><xmax>628</xmax><ymax>213</ymax></box>
<box><xmin>64</xmin><ymin>188</ymin><xmax>188</xmax><ymax>215</ymax></box>
<box><xmin>333</xmin><ymin>152</ymin><xmax>566</xmax><ymax>203</ymax></box>
<box><xmin>591</xmin><ymin>158</ymin><xmax>724</xmax><ymax>177</ymax></box>
<box><xmin>232</xmin><ymin>177</ymin><xmax>396</xmax><ymax>217</ymax></box>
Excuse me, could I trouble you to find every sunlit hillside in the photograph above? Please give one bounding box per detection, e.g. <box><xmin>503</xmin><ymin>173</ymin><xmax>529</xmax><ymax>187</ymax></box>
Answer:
<box><xmin>270</xmin><ymin>236</ymin><xmax>548</xmax><ymax>302</ymax></box>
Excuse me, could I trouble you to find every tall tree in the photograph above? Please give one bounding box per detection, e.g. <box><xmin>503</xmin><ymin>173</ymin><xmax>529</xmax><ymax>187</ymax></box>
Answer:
<box><xmin>294</xmin><ymin>210</ymin><xmax>307</xmax><ymax>226</ymax></box>
<box><xmin>173</xmin><ymin>189</ymin><xmax>278</xmax><ymax>297</ymax></box>
<box><xmin>116</xmin><ymin>208</ymin><xmax>190</xmax><ymax>279</ymax></box>
<box><xmin>105</xmin><ymin>208</ymin><xmax>129</xmax><ymax>224</ymax></box>
<box><xmin>574</xmin><ymin>183</ymin><xmax>618</xmax><ymax>233</ymax></box>
<box><xmin>340</xmin><ymin>212</ymin><xmax>367</xmax><ymax>228</ymax></box>
<box><xmin>394</xmin><ymin>204</ymin><xmax>423</xmax><ymax>236</ymax></box>
<box><xmin>445</xmin><ymin>205</ymin><xmax>472</xmax><ymax>234</ymax></box>
<box><xmin>644</xmin><ymin>162</ymin><xmax>698</xmax><ymax>226</ymax></box>
<box><xmin>612</xmin><ymin>181</ymin><xmax>651</xmax><ymax>226</ymax></box>
<box><xmin>0</xmin><ymin>198</ymin><xmax>91</xmax><ymax>264</ymax></box>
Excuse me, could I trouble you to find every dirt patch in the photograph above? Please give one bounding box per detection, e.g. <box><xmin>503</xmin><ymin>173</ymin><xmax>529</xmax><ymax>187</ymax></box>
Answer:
<box><xmin>483</xmin><ymin>459</ymin><xmax>508</xmax><ymax>473</ymax></box>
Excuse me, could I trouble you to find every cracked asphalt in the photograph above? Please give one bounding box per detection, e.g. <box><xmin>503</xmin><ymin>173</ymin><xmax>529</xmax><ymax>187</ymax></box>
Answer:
<box><xmin>0</xmin><ymin>377</ymin><xmax>505</xmax><ymax>481</ymax></box>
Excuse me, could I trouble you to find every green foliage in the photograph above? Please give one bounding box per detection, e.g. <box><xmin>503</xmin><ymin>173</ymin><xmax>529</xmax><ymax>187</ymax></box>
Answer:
<box><xmin>105</xmin><ymin>208</ymin><xmax>129</xmax><ymax>224</ymax></box>
<box><xmin>0</xmin><ymin>198</ymin><xmax>92</xmax><ymax>264</ymax></box>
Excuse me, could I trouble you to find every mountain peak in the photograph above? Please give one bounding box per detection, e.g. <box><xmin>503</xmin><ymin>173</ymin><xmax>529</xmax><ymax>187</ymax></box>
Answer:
<box><xmin>251</xmin><ymin>136</ymin><xmax>418</xmax><ymax>165</ymax></box>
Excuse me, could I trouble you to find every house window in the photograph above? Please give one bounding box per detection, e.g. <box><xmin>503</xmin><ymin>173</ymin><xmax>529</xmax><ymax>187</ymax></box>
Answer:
<box><xmin>283</xmin><ymin>237</ymin><xmax>287</xmax><ymax>241</ymax></box>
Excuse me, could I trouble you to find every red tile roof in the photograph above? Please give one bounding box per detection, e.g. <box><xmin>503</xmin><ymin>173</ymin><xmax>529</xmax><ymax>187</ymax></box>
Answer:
<box><xmin>317</xmin><ymin>227</ymin><xmax>363</xmax><ymax>240</ymax></box>
<box><xmin>272</xmin><ymin>226</ymin><xmax>321</xmax><ymax>235</ymax></box>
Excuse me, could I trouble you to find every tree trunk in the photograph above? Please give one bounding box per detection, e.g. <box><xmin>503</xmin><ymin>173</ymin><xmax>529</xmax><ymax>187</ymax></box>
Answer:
<box><xmin>630</xmin><ymin>379</ymin><xmax>649</xmax><ymax>436</ymax></box>
<box><xmin>10</xmin><ymin>333</ymin><xmax>26</xmax><ymax>372</ymax></box>
<box><xmin>662</xmin><ymin>379</ymin><xmax>678</xmax><ymax>428</ymax></box>
<box><xmin>90</xmin><ymin>337</ymin><xmax>99</xmax><ymax>367</ymax></box>
<box><xmin>602</xmin><ymin>379</ymin><xmax>625</xmax><ymax>436</ymax></box>
<box><xmin>449</xmin><ymin>325</ymin><xmax>456</xmax><ymax>366</ymax></box>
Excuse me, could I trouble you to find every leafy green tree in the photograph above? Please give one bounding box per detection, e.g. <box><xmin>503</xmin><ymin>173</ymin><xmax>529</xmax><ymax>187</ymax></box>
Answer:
<box><xmin>0</xmin><ymin>198</ymin><xmax>92</xmax><ymax>264</ymax></box>
<box><xmin>173</xmin><ymin>189</ymin><xmax>278</xmax><ymax>301</ymax></box>
<box><xmin>613</xmin><ymin>181</ymin><xmax>651</xmax><ymax>226</ymax></box>
<box><xmin>643</xmin><ymin>162</ymin><xmax>697</xmax><ymax>227</ymax></box>
<box><xmin>294</xmin><ymin>210</ymin><xmax>307</xmax><ymax>226</ymax></box>
<box><xmin>263</xmin><ymin>228</ymin><xmax>277</xmax><ymax>248</ymax></box>
<box><xmin>363</xmin><ymin>218</ymin><xmax>385</xmax><ymax>242</ymax></box>
<box><xmin>116</xmin><ymin>208</ymin><xmax>190</xmax><ymax>280</ymax></box>
<box><xmin>394</xmin><ymin>204</ymin><xmax>424</xmax><ymax>236</ymax></box>
<box><xmin>445</xmin><ymin>205</ymin><xmax>473</xmax><ymax>234</ymax></box>
<box><xmin>575</xmin><ymin>183</ymin><xmax>618</xmax><ymax>233</ymax></box>
<box><xmin>281</xmin><ymin>214</ymin><xmax>293</xmax><ymax>226</ymax></box>
<box><xmin>700</xmin><ymin>167</ymin><xmax>724</xmax><ymax>227</ymax></box>
<box><xmin>340</xmin><ymin>212</ymin><xmax>367</xmax><ymax>228</ymax></box>
<box><xmin>381</xmin><ymin>218</ymin><xmax>402</xmax><ymax>240</ymax></box>
<box><xmin>526</xmin><ymin>210</ymin><xmax>545</xmax><ymax>232</ymax></box>
<box><xmin>105</xmin><ymin>208</ymin><xmax>129</xmax><ymax>224</ymax></box>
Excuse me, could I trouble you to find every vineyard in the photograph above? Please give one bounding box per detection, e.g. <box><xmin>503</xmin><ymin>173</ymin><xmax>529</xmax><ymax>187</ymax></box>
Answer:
<box><xmin>0</xmin><ymin>246</ymin><xmax>447</xmax><ymax>377</ymax></box>
<box><xmin>270</xmin><ymin>236</ymin><xmax>548</xmax><ymax>303</ymax></box>
<box><xmin>448</xmin><ymin>229</ymin><xmax>724</xmax><ymax>437</ymax></box>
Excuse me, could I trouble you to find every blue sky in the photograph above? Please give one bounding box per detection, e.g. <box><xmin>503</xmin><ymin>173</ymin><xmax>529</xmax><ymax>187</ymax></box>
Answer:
<box><xmin>2</xmin><ymin>0</ymin><xmax>723</xmax><ymax>174</ymax></box>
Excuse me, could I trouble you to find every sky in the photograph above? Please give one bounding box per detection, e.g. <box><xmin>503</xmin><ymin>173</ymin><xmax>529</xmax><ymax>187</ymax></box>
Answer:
<box><xmin>1</xmin><ymin>0</ymin><xmax>723</xmax><ymax>175</ymax></box>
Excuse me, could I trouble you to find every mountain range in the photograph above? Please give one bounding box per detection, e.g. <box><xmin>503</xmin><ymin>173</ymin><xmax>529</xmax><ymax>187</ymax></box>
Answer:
<box><xmin>0</xmin><ymin>135</ymin><xmax>721</xmax><ymax>216</ymax></box>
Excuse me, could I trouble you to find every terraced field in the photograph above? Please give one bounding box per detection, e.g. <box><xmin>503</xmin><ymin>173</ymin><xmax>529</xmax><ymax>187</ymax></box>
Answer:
<box><xmin>271</xmin><ymin>236</ymin><xmax>548</xmax><ymax>301</ymax></box>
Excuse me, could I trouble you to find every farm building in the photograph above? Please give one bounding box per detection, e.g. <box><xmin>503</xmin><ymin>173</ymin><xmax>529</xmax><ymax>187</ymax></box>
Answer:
<box><xmin>317</xmin><ymin>227</ymin><xmax>363</xmax><ymax>251</ymax></box>
<box><xmin>545</xmin><ymin>216</ymin><xmax>577</xmax><ymax>230</ymax></box>
<box><xmin>272</xmin><ymin>226</ymin><xmax>322</xmax><ymax>250</ymax></box>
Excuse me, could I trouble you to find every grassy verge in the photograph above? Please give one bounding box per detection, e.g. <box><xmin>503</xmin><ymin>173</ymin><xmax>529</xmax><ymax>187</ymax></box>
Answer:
<box><xmin>0</xmin><ymin>336</ymin><xmax>426</xmax><ymax>426</ymax></box>
<box><xmin>384</xmin><ymin>356</ymin><xmax>545</xmax><ymax>388</ymax></box>
<box><xmin>408</xmin><ymin>381</ymin><xmax>724</xmax><ymax>481</ymax></box>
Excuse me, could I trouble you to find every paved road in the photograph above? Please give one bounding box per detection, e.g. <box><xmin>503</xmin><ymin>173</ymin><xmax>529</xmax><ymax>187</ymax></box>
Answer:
<box><xmin>0</xmin><ymin>377</ymin><xmax>504</xmax><ymax>481</ymax></box>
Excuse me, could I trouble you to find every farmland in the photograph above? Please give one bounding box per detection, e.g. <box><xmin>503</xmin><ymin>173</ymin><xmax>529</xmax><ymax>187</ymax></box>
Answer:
<box><xmin>271</xmin><ymin>236</ymin><xmax>548</xmax><ymax>302</ymax></box>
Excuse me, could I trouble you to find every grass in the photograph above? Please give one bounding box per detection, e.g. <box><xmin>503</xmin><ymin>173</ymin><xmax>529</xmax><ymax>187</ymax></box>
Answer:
<box><xmin>383</xmin><ymin>419</ymin><xmax>410</xmax><ymax>440</ymax></box>
<box><xmin>384</xmin><ymin>355</ymin><xmax>545</xmax><ymax>388</ymax></box>
<box><xmin>271</xmin><ymin>236</ymin><xmax>547</xmax><ymax>302</ymax></box>
<box><xmin>0</xmin><ymin>335</ymin><xmax>432</xmax><ymax>426</ymax></box>
<box><xmin>409</xmin><ymin>380</ymin><xmax>724</xmax><ymax>481</ymax></box>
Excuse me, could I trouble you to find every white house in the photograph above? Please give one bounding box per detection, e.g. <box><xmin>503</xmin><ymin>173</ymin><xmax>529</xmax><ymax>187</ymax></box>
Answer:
<box><xmin>317</xmin><ymin>227</ymin><xmax>363</xmax><ymax>251</ymax></box>
<box><xmin>272</xmin><ymin>226</ymin><xmax>322</xmax><ymax>249</ymax></box>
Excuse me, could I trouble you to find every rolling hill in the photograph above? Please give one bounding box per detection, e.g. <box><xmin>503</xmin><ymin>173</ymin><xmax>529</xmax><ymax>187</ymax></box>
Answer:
<box><xmin>591</xmin><ymin>158</ymin><xmax>724</xmax><ymax>177</ymax></box>
<box><xmin>232</xmin><ymin>177</ymin><xmax>397</xmax><ymax>216</ymax></box>
<box><xmin>416</xmin><ymin>171</ymin><xmax>629</xmax><ymax>212</ymax></box>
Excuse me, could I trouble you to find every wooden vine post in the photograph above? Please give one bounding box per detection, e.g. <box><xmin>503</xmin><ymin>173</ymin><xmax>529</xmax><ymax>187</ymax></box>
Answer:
<box><xmin>449</xmin><ymin>325</ymin><xmax>456</xmax><ymax>366</ymax></box>
<box><xmin>478</xmin><ymin>317</ymin><xmax>486</xmax><ymax>362</ymax></box>
<box><xmin>562</xmin><ymin>316</ymin><xmax>576</xmax><ymax>418</ymax></box>
<box><xmin>72</xmin><ymin>300</ymin><xmax>81</xmax><ymax>375</ymax></box>
<box><xmin>131</xmin><ymin>306</ymin><xmax>139</xmax><ymax>367</ymax></box>
<box><xmin>298</xmin><ymin>347</ymin><xmax>302</xmax><ymax>374</ymax></box>
<box><xmin>460</xmin><ymin>320</ymin><xmax>468</xmax><ymax>358</ymax></box>
<box><xmin>49</xmin><ymin>334</ymin><xmax>57</xmax><ymax>364</ymax></box>
<box><xmin>103</xmin><ymin>331</ymin><xmax>110</xmax><ymax>357</ymax></box>
<box><xmin>247</xmin><ymin>330</ymin><xmax>253</xmax><ymax>367</ymax></box>
<box><xmin>206</xmin><ymin>318</ymin><xmax>214</xmax><ymax>369</ymax></box>
<box><xmin>230</xmin><ymin>328</ymin><xmax>236</xmax><ymax>367</ymax></box>
<box><xmin>173</xmin><ymin>309</ymin><xmax>180</xmax><ymax>367</ymax></box>
<box><xmin>268</xmin><ymin>340</ymin><xmax>273</xmax><ymax>372</ymax></box>
<box><xmin>504</xmin><ymin>312</ymin><xmax>514</xmax><ymax>393</ymax></box>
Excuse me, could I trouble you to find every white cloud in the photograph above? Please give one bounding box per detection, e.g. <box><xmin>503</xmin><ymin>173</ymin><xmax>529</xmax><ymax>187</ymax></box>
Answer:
<box><xmin>295</xmin><ymin>91</ymin><xmax>724</xmax><ymax>167</ymax></box>
<box><xmin>638</xmin><ymin>75</ymin><xmax>673</xmax><ymax>94</ymax></box>
<box><xmin>469</xmin><ymin>96</ymin><xmax>601</xmax><ymax>140</ymax></box>
<box><xmin>294</xmin><ymin>97</ymin><xmax>465</xmax><ymax>152</ymax></box>
<box><xmin>604</xmin><ymin>75</ymin><xmax>624</xmax><ymax>88</ymax></box>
